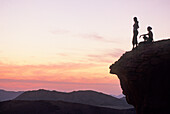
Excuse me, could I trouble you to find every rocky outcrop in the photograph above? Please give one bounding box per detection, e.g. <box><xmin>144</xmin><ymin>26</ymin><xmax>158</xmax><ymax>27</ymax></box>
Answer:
<box><xmin>110</xmin><ymin>39</ymin><xmax>170</xmax><ymax>114</ymax></box>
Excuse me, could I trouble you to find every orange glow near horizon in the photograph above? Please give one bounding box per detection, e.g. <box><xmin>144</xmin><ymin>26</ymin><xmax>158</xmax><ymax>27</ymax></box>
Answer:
<box><xmin>0</xmin><ymin>61</ymin><xmax>121</xmax><ymax>95</ymax></box>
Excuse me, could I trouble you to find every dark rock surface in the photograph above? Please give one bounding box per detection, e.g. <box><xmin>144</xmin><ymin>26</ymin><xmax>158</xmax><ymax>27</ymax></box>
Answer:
<box><xmin>0</xmin><ymin>100</ymin><xmax>136</xmax><ymax>114</ymax></box>
<box><xmin>110</xmin><ymin>39</ymin><xmax>170</xmax><ymax>114</ymax></box>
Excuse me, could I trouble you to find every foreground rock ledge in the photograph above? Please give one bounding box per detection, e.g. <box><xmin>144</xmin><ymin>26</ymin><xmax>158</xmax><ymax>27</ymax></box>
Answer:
<box><xmin>110</xmin><ymin>39</ymin><xmax>170</xmax><ymax>114</ymax></box>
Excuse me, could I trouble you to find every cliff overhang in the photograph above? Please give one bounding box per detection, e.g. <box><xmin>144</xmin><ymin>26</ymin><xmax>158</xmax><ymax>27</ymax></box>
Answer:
<box><xmin>110</xmin><ymin>39</ymin><xmax>170</xmax><ymax>114</ymax></box>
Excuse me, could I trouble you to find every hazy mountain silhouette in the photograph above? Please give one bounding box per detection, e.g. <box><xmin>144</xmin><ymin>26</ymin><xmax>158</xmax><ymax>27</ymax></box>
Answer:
<box><xmin>15</xmin><ymin>89</ymin><xmax>133</xmax><ymax>109</ymax></box>
<box><xmin>0</xmin><ymin>100</ymin><xmax>135</xmax><ymax>114</ymax></box>
<box><xmin>112</xmin><ymin>94</ymin><xmax>125</xmax><ymax>99</ymax></box>
<box><xmin>0</xmin><ymin>89</ymin><xmax>24</xmax><ymax>101</ymax></box>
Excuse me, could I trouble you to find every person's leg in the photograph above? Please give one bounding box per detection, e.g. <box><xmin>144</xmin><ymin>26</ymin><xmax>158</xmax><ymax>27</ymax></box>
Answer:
<box><xmin>147</xmin><ymin>38</ymin><xmax>152</xmax><ymax>43</ymax></box>
<box><xmin>132</xmin><ymin>34</ymin><xmax>135</xmax><ymax>49</ymax></box>
<box><xmin>134</xmin><ymin>31</ymin><xmax>138</xmax><ymax>47</ymax></box>
<box><xmin>143</xmin><ymin>35</ymin><xmax>147</xmax><ymax>42</ymax></box>
<box><xmin>132</xmin><ymin>30</ymin><xmax>138</xmax><ymax>49</ymax></box>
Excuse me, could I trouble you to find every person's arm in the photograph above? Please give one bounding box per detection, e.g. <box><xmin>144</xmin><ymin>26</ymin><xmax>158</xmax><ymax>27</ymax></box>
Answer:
<box><xmin>139</xmin><ymin>33</ymin><xmax>149</xmax><ymax>38</ymax></box>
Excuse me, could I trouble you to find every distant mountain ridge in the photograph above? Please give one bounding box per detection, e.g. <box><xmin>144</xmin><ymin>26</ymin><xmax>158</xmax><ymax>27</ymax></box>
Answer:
<box><xmin>15</xmin><ymin>89</ymin><xmax>133</xmax><ymax>109</ymax></box>
<box><xmin>112</xmin><ymin>94</ymin><xmax>125</xmax><ymax>99</ymax></box>
<box><xmin>0</xmin><ymin>89</ymin><xmax>24</xmax><ymax>101</ymax></box>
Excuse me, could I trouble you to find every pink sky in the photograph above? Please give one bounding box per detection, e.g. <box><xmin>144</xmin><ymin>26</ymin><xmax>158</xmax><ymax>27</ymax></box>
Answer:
<box><xmin>0</xmin><ymin>0</ymin><xmax>170</xmax><ymax>95</ymax></box>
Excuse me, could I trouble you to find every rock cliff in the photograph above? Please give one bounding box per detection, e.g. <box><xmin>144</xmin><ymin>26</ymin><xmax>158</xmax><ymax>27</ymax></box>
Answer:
<box><xmin>110</xmin><ymin>39</ymin><xmax>170</xmax><ymax>114</ymax></box>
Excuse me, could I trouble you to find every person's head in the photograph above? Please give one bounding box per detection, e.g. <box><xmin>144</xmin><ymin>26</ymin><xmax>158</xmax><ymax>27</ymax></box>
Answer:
<box><xmin>133</xmin><ymin>17</ymin><xmax>138</xmax><ymax>22</ymax></box>
<box><xmin>147</xmin><ymin>26</ymin><xmax>152</xmax><ymax>31</ymax></box>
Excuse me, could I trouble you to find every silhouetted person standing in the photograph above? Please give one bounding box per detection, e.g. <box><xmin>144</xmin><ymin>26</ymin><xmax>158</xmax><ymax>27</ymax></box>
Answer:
<box><xmin>132</xmin><ymin>17</ymin><xmax>139</xmax><ymax>49</ymax></box>
<box><xmin>140</xmin><ymin>26</ymin><xmax>153</xmax><ymax>43</ymax></box>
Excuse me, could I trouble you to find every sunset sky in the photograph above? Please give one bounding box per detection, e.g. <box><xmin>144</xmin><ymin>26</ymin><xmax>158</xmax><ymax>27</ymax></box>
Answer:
<box><xmin>0</xmin><ymin>0</ymin><xmax>169</xmax><ymax>95</ymax></box>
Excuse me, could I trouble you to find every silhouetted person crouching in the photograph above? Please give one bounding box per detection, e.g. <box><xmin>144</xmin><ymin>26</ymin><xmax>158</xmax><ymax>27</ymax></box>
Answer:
<box><xmin>132</xmin><ymin>17</ymin><xmax>139</xmax><ymax>49</ymax></box>
<box><xmin>140</xmin><ymin>26</ymin><xmax>153</xmax><ymax>43</ymax></box>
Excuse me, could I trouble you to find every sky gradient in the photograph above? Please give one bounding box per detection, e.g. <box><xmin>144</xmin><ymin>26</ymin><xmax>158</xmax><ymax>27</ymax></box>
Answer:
<box><xmin>0</xmin><ymin>0</ymin><xmax>170</xmax><ymax>95</ymax></box>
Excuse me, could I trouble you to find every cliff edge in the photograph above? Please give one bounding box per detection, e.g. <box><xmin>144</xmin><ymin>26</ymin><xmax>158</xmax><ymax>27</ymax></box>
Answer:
<box><xmin>110</xmin><ymin>39</ymin><xmax>170</xmax><ymax>114</ymax></box>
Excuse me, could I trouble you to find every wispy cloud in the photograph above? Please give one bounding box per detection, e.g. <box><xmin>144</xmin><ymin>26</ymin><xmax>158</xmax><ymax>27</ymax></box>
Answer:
<box><xmin>105</xmin><ymin>49</ymin><xmax>125</xmax><ymax>58</ymax></box>
<box><xmin>87</xmin><ymin>55</ymin><xmax>113</xmax><ymax>63</ymax></box>
<box><xmin>79</xmin><ymin>33</ymin><xmax>115</xmax><ymax>43</ymax></box>
<box><xmin>0</xmin><ymin>61</ymin><xmax>120</xmax><ymax>94</ymax></box>
<box><xmin>87</xmin><ymin>49</ymin><xmax>125</xmax><ymax>63</ymax></box>
<box><xmin>0</xmin><ymin>78</ymin><xmax>120</xmax><ymax>94</ymax></box>
<box><xmin>56</xmin><ymin>53</ymin><xmax>70</xmax><ymax>57</ymax></box>
<box><xmin>0</xmin><ymin>62</ymin><xmax>99</xmax><ymax>80</ymax></box>
<box><xmin>0</xmin><ymin>62</ymin><xmax>96</xmax><ymax>70</ymax></box>
<box><xmin>49</xmin><ymin>29</ymin><xmax>70</xmax><ymax>35</ymax></box>
<box><xmin>49</xmin><ymin>29</ymin><xmax>116</xmax><ymax>43</ymax></box>
<box><xmin>0</xmin><ymin>79</ymin><xmax>115</xmax><ymax>85</ymax></box>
